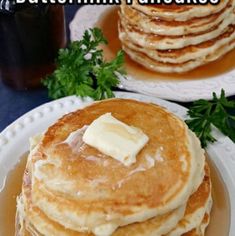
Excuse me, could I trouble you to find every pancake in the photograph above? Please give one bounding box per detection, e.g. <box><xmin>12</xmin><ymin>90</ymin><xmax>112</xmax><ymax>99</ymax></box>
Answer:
<box><xmin>167</xmin><ymin>164</ymin><xmax>212</xmax><ymax>236</ymax></box>
<box><xmin>120</xmin><ymin>24</ymin><xmax>235</xmax><ymax>64</ymax></box>
<box><xmin>119</xmin><ymin>11</ymin><xmax>235</xmax><ymax>50</ymax></box>
<box><xmin>122</xmin><ymin>34</ymin><xmax>235</xmax><ymax>73</ymax></box>
<box><xmin>182</xmin><ymin>213</ymin><xmax>211</xmax><ymax>236</ymax></box>
<box><xmin>16</xmin><ymin>99</ymin><xmax>206</xmax><ymax>236</ymax></box>
<box><xmin>16</xmin><ymin>157</ymin><xmax>186</xmax><ymax>236</ymax></box>
<box><xmin>131</xmin><ymin>0</ymin><xmax>230</xmax><ymax>21</ymax></box>
<box><xmin>115</xmin><ymin>164</ymin><xmax>212</xmax><ymax>236</ymax></box>
<box><xmin>120</xmin><ymin>2</ymin><xmax>234</xmax><ymax>36</ymax></box>
<box><xmin>16</xmin><ymin>158</ymin><xmax>211</xmax><ymax>236</ymax></box>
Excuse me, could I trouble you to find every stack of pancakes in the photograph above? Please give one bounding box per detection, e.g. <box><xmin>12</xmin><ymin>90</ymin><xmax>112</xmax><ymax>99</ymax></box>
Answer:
<box><xmin>16</xmin><ymin>99</ymin><xmax>212</xmax><ymax>236</ymax></box>
<box><xmin>118</xmin><ymin>0</ymin><xmax>235</xmax><ymax>73</ymax></box>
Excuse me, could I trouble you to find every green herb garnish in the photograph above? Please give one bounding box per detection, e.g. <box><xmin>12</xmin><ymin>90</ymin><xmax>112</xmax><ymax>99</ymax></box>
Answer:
<box><xmin>43</xmin><ymin>28</ymin><xmax>125</xmax><ymax>100</ymax></box>
<box><xmin>186</xmin><ymin>89</ymin><xmax>235</xmax><ymax>147</ymax></box>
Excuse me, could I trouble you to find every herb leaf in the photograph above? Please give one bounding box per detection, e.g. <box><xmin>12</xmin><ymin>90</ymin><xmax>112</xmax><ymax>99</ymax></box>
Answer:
<box><xmin>186</xmin><ymin>89</ymin><xmax>235</xmax><ymax>147</ymax></box>
<box><xmin>42</xmin><ymin>28</ymin><xmax>124</xmax><ymax>100</ymax></box>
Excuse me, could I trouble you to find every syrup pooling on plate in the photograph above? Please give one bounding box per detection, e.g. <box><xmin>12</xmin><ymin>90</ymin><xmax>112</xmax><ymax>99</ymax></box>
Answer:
<box><xmin>0</xmin><ymin>154</ymin><xmax>28</xmax><ymax>236</ymax></box>
<box><xmin>96</xmin><ymin>7</ymin><xmax>235</xmax><ymax>80</ymax></box>
<box><xmin>206</xmin><ymin>157</ymin><xmax>231</xmax><ymax>235</ymax></box>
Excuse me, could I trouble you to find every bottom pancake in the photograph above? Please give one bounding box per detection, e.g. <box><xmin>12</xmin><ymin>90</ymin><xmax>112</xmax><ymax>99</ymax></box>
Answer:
<box><xmin>16</xmin><ymin>211</ymin><xmax>210</xmax><ymax>236</ymax></box>
<box><xmin>16</xmin><ymin>158</ymin><xmax>212</xmax><ymax>236</ymax></box>
<box><xmin>15</xmin><ymin>212</ymin><xmax>210</xmax><ymax>236</ymax></box>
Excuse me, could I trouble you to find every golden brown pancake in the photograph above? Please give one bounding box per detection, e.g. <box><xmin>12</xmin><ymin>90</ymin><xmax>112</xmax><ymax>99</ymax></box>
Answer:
<box><xmin>120</xmin><ymin>23</ymin><xmax>235</xmax><ymax>64</ymax></box>
<box><xmin>16</xmin><ymin>160</ymin><xmax>185</xmax><ymax>236</ymax></box>
<box><xmin>16</xmin><ymin>99</ymin><xmax>206</xmax><ymax>235</ymax></box>
<box><xmin>120</xmin><ymin>24</ymin><xmax>235</xmax><ymax>73</ymax></box>
<box><xmin>16</xmin><ymin>160</ymin><xmax>211</xmax><ymax>236</ymax></box>
<box><xmin>166</xmin><ymin>164</ymin><xmax>212</xmax><ymax>235</ymax></box>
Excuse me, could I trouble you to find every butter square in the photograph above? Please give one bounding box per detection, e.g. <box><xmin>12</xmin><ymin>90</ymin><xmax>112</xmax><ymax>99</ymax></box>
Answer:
<box><xmin>82</xmin><ymin>113</ymin><xmax>149</xmax><ymax>166</ymax></box>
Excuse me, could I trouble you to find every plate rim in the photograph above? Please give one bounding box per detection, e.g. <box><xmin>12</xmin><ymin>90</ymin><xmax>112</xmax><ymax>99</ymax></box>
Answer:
<box><xmin>0</xmin><ymin>92</ymin><xmax>235</xmax><ymax>235</ymax></box>
<box><xmin>69</xmin><ymin>5</ymin><xmax>235</xmax><ymax>102</ymax></box>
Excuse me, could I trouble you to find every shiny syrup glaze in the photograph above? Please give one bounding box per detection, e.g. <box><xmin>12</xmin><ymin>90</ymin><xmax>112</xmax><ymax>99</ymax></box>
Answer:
<box><xmin>96</xmin><ymin>7</ymin><xmax>235</xmax><ymax>81</ymax></box>
<box><xmin>0</xmin><ymin>153</ymin><xmax>231</xmax><ymax>236</ymax></box>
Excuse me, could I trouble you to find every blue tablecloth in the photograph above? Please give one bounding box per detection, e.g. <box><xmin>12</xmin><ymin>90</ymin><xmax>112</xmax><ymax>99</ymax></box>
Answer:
<box><xmin>0</xmin><ymin>5</ymin><xmax>234</xmax><ymax>132</ymax></box>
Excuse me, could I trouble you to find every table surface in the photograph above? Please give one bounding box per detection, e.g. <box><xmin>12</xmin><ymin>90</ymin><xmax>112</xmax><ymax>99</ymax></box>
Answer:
<box><xmin>0</xmin><ymin>5</ymin><xmax>234</xmax><ymax>132</ymax></box>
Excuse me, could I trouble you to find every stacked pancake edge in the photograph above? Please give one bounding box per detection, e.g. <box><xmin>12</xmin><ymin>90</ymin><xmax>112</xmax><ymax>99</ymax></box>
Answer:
<box><xmin>119</xmin><ymin>0</ymin><xmax>235</xmax><ymax>73</ymax></box>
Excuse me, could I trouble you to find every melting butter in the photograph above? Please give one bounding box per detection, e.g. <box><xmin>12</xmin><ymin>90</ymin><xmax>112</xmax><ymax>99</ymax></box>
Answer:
<box><xmin>83</xmin><ymin>113</ymin><xmax>149</xmax><ymax>166</ymax></box>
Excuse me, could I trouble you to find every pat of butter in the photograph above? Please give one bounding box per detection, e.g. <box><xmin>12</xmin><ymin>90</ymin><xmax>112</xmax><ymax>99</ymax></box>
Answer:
<box><xmin>82</xmin><ymin>113</ymin><xmax>149</xmax><ymax>166</ymax></box>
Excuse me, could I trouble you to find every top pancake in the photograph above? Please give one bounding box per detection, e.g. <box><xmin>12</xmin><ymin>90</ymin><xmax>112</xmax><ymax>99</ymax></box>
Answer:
<box><xmin>29</xmin><ymin>99</ymin><xmax>205</xmax><ymax>235</ymax></box>
<box><xmin>132</xmin><ymin>0</ymin><xmax>230</xmax><ymax>21</ymax></box>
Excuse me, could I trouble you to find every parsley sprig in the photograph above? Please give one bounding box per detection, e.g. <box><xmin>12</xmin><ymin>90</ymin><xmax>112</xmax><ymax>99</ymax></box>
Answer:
<box><xmin>186</xmin><ymin>89</ymin><xmax>235</xmax><ymax>147</ymax></box>
<box><xmin>43</xmin><ymin>28</ymin><xmax>125</xmax><ymax>100</ymax></box>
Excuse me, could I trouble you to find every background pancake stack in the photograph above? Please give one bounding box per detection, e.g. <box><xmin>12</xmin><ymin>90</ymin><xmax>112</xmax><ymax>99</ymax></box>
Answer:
<box><xmin>118</xmin><ymin>0</ymin><xmax>235</xmax><ymax>73</ymax></box>
<box><xmin>16</xmin><ymin>99</ymin><xmax>212</xmax><ymax>236</ymax></box>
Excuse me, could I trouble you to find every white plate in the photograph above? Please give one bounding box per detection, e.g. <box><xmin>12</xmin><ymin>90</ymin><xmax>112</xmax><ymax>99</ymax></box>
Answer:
<box><xmin>70</xmin><ymin>5</ymin><xmax>235</xmax><ymax>102</ymax></box>
<box><xmin>0</xmin><ymin>92</ymin><xmax>235</xmax><ymax>235</ymax></box>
